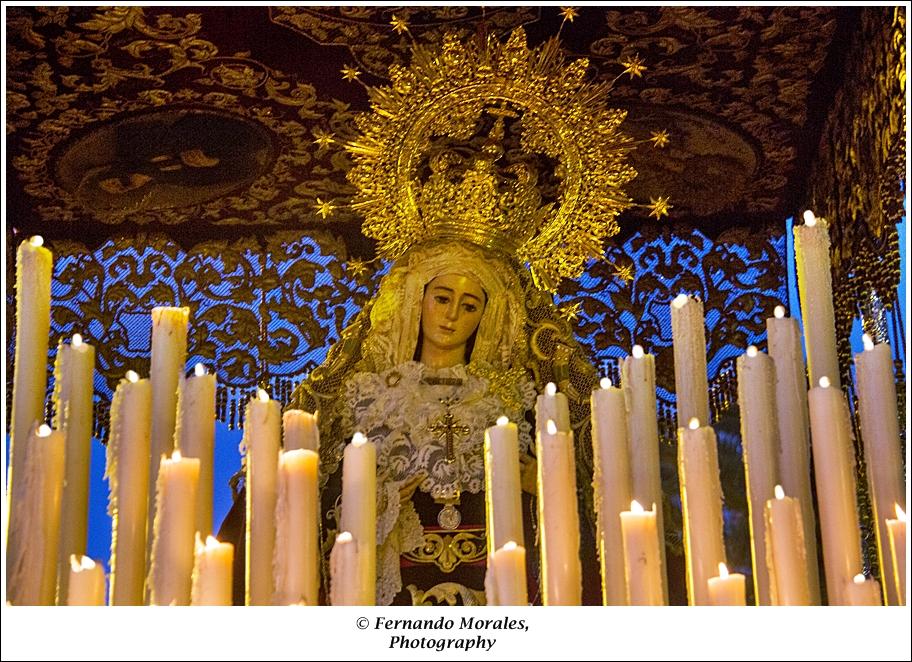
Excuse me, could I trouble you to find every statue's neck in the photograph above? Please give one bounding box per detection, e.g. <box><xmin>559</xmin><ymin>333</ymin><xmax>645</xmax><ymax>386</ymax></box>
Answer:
<box><xmin>419</xmin><ymin>345</ymin><xmax>466</xmax><ymax>370</ymax></box>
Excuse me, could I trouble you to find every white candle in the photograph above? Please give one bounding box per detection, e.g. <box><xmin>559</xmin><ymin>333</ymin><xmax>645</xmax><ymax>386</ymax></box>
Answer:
<box><xmin>488</xmin><ymin>541</ymin><xmax>528</xmax><ymax>606</ymax></box>
<box><xmin>735</xmin><ymin>346</ymin><xmax>780</xmax><ymax>605</ymax></box>
<box><xmin>8</xmin><ymin>236</ymin><xmax>53</xmax><ymax>578</ymax></box>
<box><xmin>591</xmin><ymin>378</ymin><xmax>631</xmax><ymax>605</ymax></box>
<box><xmin>844</xmin><ymin>574</ymin><xmax>882</xmax><ymax>606</ymax></box>
<box><xmin>244</xmin><ymin>389</ymin><xmax>282</xmax><ymax>605</ymax></box>
<box><xmin>274</xmin><ymin>449</ymin><xmax>320</xmax><ymax>606</ymax></box>
<box><xmin>6</xmin><ymin>424</ymin><xmax>65</xmax><ymax>605</ymax></box>
<box><xmin>708</xmin><ymin>562</ymin><xmax>747</xmax><ymax>606</ymax></box>
<box><xmin>67</xmin><ymin>555</ymin><xmax>106</xmax><ymax>606</ymax></box>
<box><xmin>764</xmin><ymin>485</ymin><xmax>812</xmax><ymax>605</ymax></box>
<box><xmin>536</xmin><ymin>381</ymin><xmax>571</xmax><ymax>432</ymax></box>
<box><xmin>147</xmin><ymin>306</ymin><xmax>190</xmax><ymax>557</ymax></box>
<box><xmin>620</xmin><ymin>501</ymin><xmax>665</xmax><ymax>606</ymax></box>
<box><xmin>854</xmin><ymin>337</ymin><xmax>905</xmax><ymax>606</ymax></box>
<box><xmin>670</xmin><ymin>294</ymin><xmax>710</xmax><ymax>427</ymax></box>
<box><xmin>283</xmin><ymin>409</ymin><xmax>320</xmax><ymax>452</ymax></box>
<box><xmin>149</xmin><ymin>450</ymin><xmax>200</xmax><ymax>606</ymax></box>
<box><xmin>484</xmin><ymin>417</ymin><xmax>524</xmax><ymax>556</ymax></box>
<box><xmin>766</xmin><ymin>306</ymin><xmax>821</xmax><ymax>603</ymax></box>
<box><xmin>807</xmin><ymin>377</ymin><xmax>864</xmax><ymax>605</ymax></box>
<box><xmin>621</xmin><ymin>345</ymin><xmax>667</xmax><ymax>602</ymax></box>
<box><xmin>794</xmin><ymin>211</ymin><xmax>840</xmax><ymax>388</ymax></box>
<box><xmin>340</xmin><ymin>432</ymin><xmax>377</xmax><ymax>605</ymax></box>
<box><xmin>107</xmin><ymin>371</ymin><xmax>152</xmax><ymax>606</ymax></box>
<box><xmin>677</xmin><ymin>418</ymin><xmax>727</xmax><ymax>606</ymax></box>
<box><xmin>886</xmin><ymin>505</ymin><xmax>906</xmax><ymax>606</ymax></box>
<box><xmin>330</xmin><ymin>531</ymin><xmax>361</xmax><ymax>606</ymax></box>
<box><xmin>52</xmin><ymin>335</ymin><xmax>96</xmax><ymax>604</ymax></box>
<box><xmin>536</xmin><ymin>419</ymin><xmax>582</xmax><ymax>605</ymax></box>
<box><xmin>191</xmin><ymin>534</ymin><xmax>234</xmax><ymax>606</ymax></box>
<box><xmin>174</xmin><ymin>363</ymin><xmax>216</xmax><ymax>539</ymax></box>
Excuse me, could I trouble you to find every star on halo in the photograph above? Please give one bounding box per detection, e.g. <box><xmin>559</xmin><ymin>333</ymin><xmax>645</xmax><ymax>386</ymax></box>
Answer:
<box><xmin>390</xmin><ymin>15</ymin><xmax>409</xmax><ymax>34</ymax></box>
<box><xmin>341</xmin><ymin>65</ymin><xmax>361</xmax><ymax>82</ymax></box>
<box><xmin>559</xmin><ymin>301</ymin><xmax>583</xmax><ymax>322</ymax></box>
<box><xmin>314</xmin><ymin>198</ymin><xmax>336</xmax><ymax>219</ymax></box>
<box><xmin>648</xmin><ymin>196</ymin><xmax>672</xmax><ymax>220</ymax></box>
<box><xmin>312</xmin><ymin>130</ymin><xmax>335</xmax><ymax>149</ymax></box>
<box><xmin>559</xmin><ymin>7</ymin><xmax>579</xmax><ymax>23</ymax></box>
<box><xmin>621</xmin><ymin>54</ymin><xmax>647</xmax><ymax>78</ymax></box>
<box><xmin>649</xmin><ymin>130</ymin><xmax>669</xmax><ymax>148</ymax></box>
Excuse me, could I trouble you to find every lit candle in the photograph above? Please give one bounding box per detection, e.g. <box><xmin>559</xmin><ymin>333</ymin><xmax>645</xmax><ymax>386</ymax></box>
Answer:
<box><xmin>735</xmin><ymin>346</ymin><xmax>780</xmax><ymax>605</ymax></box>
<box><xmin>283</xmin><ymin>409</ymin><xmax>320</xmax><ymax>452</ymax></box>
<box><xmin>274</xmin><ymin>449</ymin><xmax>320</xmax><ymax>606</ymax></box>
<box><xmin>621</xmin><ymin>344</ymin><xmax>667</xmax><ymax>602</ymax></box>
<box><xmin>488</xmin><ymin>541</ymin><xmax>528</xmax><ymax>606</ymax></box>
<box><xmin>854</xmin><ymin>336</ymin><xmax>905</xmax><ymax>606</ymax></box>
<box><xmin>844</xmin><ymin>573</ymin><xmax>882</xmax><ymax>606</ymax></box>
<box><xmin>808</xmin><ymin>376</ymin><xmax>864</xmax><ymax>605</ymax></box>
<box><xmin>677</xmin><ymin>418</ymin><xmax>727</xmax><ymax>605</ymax></box>
<box><xmin>536</xmin><ymin>419</ymin><xmax>582</xmax><ymax>605</ymax></box>
<box><xmin>6</xmin><ymin>424</ymin><xmax>65</xmax><ymax>605</ymax></box>
<box><xmin>620</xmin><ymin>500</ymin><xmax>665</xmax><ymax>606</ymax></box>
<box><xmin>244</xmin><ymin>389</ymin><xmax>282</xmax><ymax>605</ymax></box>
<box><xmin>52</xmin><ymin>334</ymin><xmax>96</xmax><ymax>604</ymax></box>
<box><xmin>886</xmin><ymin>505</ymin><xmax>906</xmax><ymax>606</ymax></box>
<box><xmin>766</xmin><ymin>305</ymin><xmax>821</xmax><ymax>603</ymax></box>
<box><xmin>149</xmin><ymin>450</ymin><xmax>200</xmax><ymax>606</ymax></box>
<box><xmin>191</xmin><ymin>534</ymin><xmax>234</xmax><ymax>606</ymax></box>
<box><xmin>591</xmin><ymin>378</ymin><xmax>631</xmax><ymax>605</ymax></box>
<box><xmin>341</xmin><ymin>432</ymin><xmax>377</xmax><ymax>605</ymax></box>
<box><xmin>174</xmin><ymin>363</ymin><xmax>216</xmax><ymax>541</ymax></box>
<box><xmin>536</xmin><ymin>381</ymin><xmax>571</xmax><ymax>434</ymax></box>
<box><xmin>8</xmin><ymin>236</ymin><xmax>53</xmax><ymax>576</ymax></box>
<box><xmin>67</xmin><ymin>555</ymin><xmax>106</xmax><ymax>606</ymax></box>
<box><xmin>793</xmin><ymin>211</ymin><xmax>840</xmax><ymax>388</ymax></box>
<box><xmin>670</xmin><ymin>294</ymin><xmax>710</xmax><ymax>427</ymax></box>
<box><xmin>107</xmin><ymin>370</ymin><xmax>152</xmax><ymax>606</ymax></box>
<box><xmin>329</xmin><ymin>531</ymin><xmax>361</xmax><ymax>606</ymax></box>
<box><xmin>707</xmin><ymin>562</ymin><xmax>747</xmax><ymax>606</ymax></box>
<box><xmin>764</xmin><ymin>485</ymin><xmax>812</xmax><ymax>605</ymax></box>
<box><xmin>484</xmin><ymin>416</ymin><xmax>524</xmax><ymax>556</ymax></box>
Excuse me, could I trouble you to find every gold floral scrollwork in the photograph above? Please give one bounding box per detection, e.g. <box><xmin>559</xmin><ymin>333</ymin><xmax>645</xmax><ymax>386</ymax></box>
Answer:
<box><xmin>406</xmin><ymin>582</ymin><xmax>487</xmax><ymax>606</ymax></box>
<box><xmin>402</xmin><ymin>528</ymin><xmax>487</xmax><ymax>573</ymax></box>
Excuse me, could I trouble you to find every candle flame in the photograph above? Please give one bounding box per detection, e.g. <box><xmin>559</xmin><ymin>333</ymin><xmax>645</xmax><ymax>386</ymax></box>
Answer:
<box><xmin>37</xmin><ymin>424</ymin><xmax>52</xmax><ymax>437</ymax></box>
<box><xmin>337</xmin><ymin>531</ymin><xmax>353</xmax><ymax>543</ymax></box>
<box><xmin>205</xmin><ymin>535</ymin><xmax>221</xmax><ymax>548</ymax></box>
<box><xmin>774</xmin><ymin>485</ymin><xmax>785</xmax><ymax>500</ymax></box>
<box><xmin>672</xmin><ymin>293</ymin><xmax>689</xmax><ymax>309</ymax></box>
<box><xmin>688</xmin><ymin>417</ymin><xmax>700</xmax><ymax>430</ymax></box>
<box><xmin>746</xmin><ymin>345</ymin><xmax>758</xmax><ymax>358</ymax></box>
<box><xmin>546</xmin><ymin>419</ymin><xmax>557</xmax><ymax>435</ymax></box>
<box><xmin>503</xmin><ymin>541</ymin><xmax>518</xmax><ymax>551</ymax></box>
<box><xmin>545</xmin><ymin>382</ymin><xmax>557</xmax><ymax>396</ymax></box>
<box><xmin>194</xmin><ymin>362</ymin><xmax>206</xmax><ymax>377</ymax></box>
<box><xmin>72</xmin><ymin>333</ymin><xmax>83</xmax><ymax>347</ymax></box>
<box><xmin>862</xmin><ymin>334</ymin><xmax>874</xmax><ymax>352</ymax></box>
<box><xmin>632</xmin><ymin>344</ymin><xmax>645</xmax><ymax>359</ymax></box>
<box><xmin>774</xmin><ymin>305</ymin><xmax>785</xmax><ymax>319</ymax></box>
<box><xmin>896</xmin><ymin>504</ymin><xmax>906</xmax><ymax>521</ymax></box>
<box><xmin>630</xmin><ymin>500</ymin><xmax>644</xmax><ymax>513</ymax></box>
<box><xmin>803</xmin><ymin>210</ymin><xmax>817</xmax><ymax>226</ymax></box>
<box><xmin>171</xmin><ymin>449</ymin><xmax>182</xmax><ymax>461</ymax></box>
<box><xmin>126</xmin><ymin>370</ymin><xmax>139</xmax><ymax>383</ymax></box>
<box><xmin>496</xmin><ymin>416</ymin><xmax>509</xmax><ymax>426</ymax></box>
<box><xmin>853</xmin><ymin>573</ymin><xmax>866</xmax><ymax>584</ymax></box>
<box><xmin>718</xmin><ymin>562</ymin><xmax>729</xmax><ymax>578</ymax></box>
<box><xmin>818</xmin><ymin>376</ymin><xmax>830</xmax><ymax>389</ymax></box>
<box><xmin>352</xmin><ymin>431</ymin><xmax>368</xmax><ymax>447</ymax></box>
<box><xmin>599</xmin><ymin>377</ymin><xmax>612</xmax><ymax>390</ymax></box>
<box><xmin>257</xmin><ymin>388</ymin><xmax>269</xmax><ymax>402</ymax></box>
<box><xmin>28</xmin><ymin>235</ymin><xmax>44</xmax><ymax>247</ymax></box>
<box><xmin>70</xmin><ymin>554</ymin><xmax>96</xmax><ymax>572</ymax></box>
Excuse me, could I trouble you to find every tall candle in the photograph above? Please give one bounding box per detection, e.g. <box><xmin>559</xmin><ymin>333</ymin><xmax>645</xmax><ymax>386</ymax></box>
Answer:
<box><xmin>764</xmin><ymin>485</ymin><xmax>812</xmax><ymax>606</ymax></box>
<box><xmin>708</xmin><ymin>562</ymin><xmax>747</xmax><ymax>606</ymax></box>
<box><xmin>670</xmin><ymin>294</ymin><xmax>710</xmax><ymax>427</ymax></box>
<box><xmin>67</xmin><ymin>555</ymin><xmax>106</xmax><ymax>606</ymax></box>
<box><xmin>107</xmin><ymin>371</ymin><xmax>152</xmax><ymax>606</ymax></box>
<box><xmin>537</xmin><ymin>419</ymin><xmax>582</xmax><ymax>605</ymax></box>
<box><xmin>329</xmin><ymin>531</ymin><xmax>361</xmax><ymax>606</ymax></box>
<box><xmin>283</xmin><ymin>409</ymin><xmax>320</xmax><ymax>452</ymax></box>
<box><xmin>340</xmin><ymin>432</ymin><xmax>377</xmax><ymax>605</ymax></box>
<box><xmin>484</xmin><ymin>417</ymin><xmax>524</xmax><ymax>556</ymax></box>
<box><xmin>244</xmin><ymin>389</ymin><xmax>281</xmax><ymax>606</ymax></box>
<box><xmin>793</xmin><ymin>211</ymin><xmax>840</xmax><ymax>388</ymax></box>
<box><xmin>621</xmin><ymin>345</ymin><xmax>667</xmax><ymax>602</ymax></box>
<box><xmin>854</xmin><ymin>336</ymin><xmax>905</xmax><ymax>606</ymax></box>
<box><xmin>620</xmin><ymin>500</ymin><xmax>665</xmax><ymax>606</ymax></box>
<box><xmin>191</xmin><ymin>534</ymin><xmax>234</xmax><ymax>606</ymax></box>
<box><xmin>489</xmin><ymin>541</ymin><xmax>528</xmax><ymax>606</ymax></box>
<box><xmin>807</xmin><ymin>377</ymin><xmax>864</xmax><ymax>605</ymax></box>
<box><xmin>149</xmin><ymin>450</ymin><xmax>200</xmax><ymax>606</ymax></box>
<box><xmin>52</xmin><ymin>334</ymin><xmax>96</xmax><ymax>604</ymax></box>
<box><xmin>8</xmin><ymin>236</ymin><xmax>53</xmax><ymax>579</ymax></box>
<box><xmin>6</xmin><ymin>424</ymin><xmax>65</xmax><ymax>605</ymax></box>
<box><xmin>536</xmin><ymin>381</ymin><xmax>571</xmax><ymax>432</ymax></box>
<box><xmin>174</xmin><ymin>363</ymin><xmax>216</xmax><ymax>539</ymax></box>
<box><xmin>677</xmin><ymin>418</ymin><xmax>727</xmax><ymax>606</ymax></box>
<box><xmin>591</xmin><ymin>378</ymin><xmax>631</xmax><ymax>605</ymax></box>
<box><xmin>844</xmin><ymin>574</ymin><xmax>882</xmax><ymax>606</ymax></box>
<box><xmin>766</xmin><ymin>306</ymin><xmax>821</xmax><ymax>603</ymax></box>
<box><xmin>886</xmin><ymin>505</ymin><xmax>906</xmax><ymax>606</ymax></box>
<box><xmin>274</xmin><ymin>449</ymin><xmax>320</xmax><ymax>606</ymax></box>
<box><xmin>735</xmin><ymin>346</ymin><xmax>780</xmax><ymax>605</ymax></box>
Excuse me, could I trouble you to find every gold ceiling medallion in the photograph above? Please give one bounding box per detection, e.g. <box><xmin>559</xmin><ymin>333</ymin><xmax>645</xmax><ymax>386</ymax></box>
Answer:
<box><xmin>345</xmin><ymin>28</ymin><xmax>638</xmax><ymax>292</ymax></box>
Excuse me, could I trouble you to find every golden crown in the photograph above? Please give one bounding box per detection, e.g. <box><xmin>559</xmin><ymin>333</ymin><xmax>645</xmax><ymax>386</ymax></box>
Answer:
<box><xmin>345</xmin><ymin>27</ymin><xmax>640</xmax><ymax>292</ymax></box>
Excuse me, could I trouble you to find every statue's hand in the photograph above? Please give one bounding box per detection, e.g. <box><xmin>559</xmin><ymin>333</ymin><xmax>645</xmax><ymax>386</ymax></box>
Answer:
<box><xmin>398</xmin><ymin>472</ymin><xmax>427</xmax><ymax>502</ymax></box>
<box><xmin>519</xmin><ymin>453</ymin><xmax>537</xmax><ymax>495</ymax></box>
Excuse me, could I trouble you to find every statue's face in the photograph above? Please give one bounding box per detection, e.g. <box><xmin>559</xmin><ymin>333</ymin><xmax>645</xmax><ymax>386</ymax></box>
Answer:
<box><xmin>420</xmin><ymin>273</ymin><xmax>486</xmax><ymax>355</ymax></box>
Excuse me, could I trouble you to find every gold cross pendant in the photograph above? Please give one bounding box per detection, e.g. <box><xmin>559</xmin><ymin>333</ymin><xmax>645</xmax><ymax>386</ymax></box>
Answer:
<box><xmin>428</xmin><ymin>397</ymin><xmax>470</xmax><ymax>463</ymax></box>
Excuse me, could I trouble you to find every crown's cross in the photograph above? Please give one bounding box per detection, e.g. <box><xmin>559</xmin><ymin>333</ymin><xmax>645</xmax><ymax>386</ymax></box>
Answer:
<box><xmin>429</xmin><ymin>397</ymin><xmax>470</xmax><ymax>463</ymax></box>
